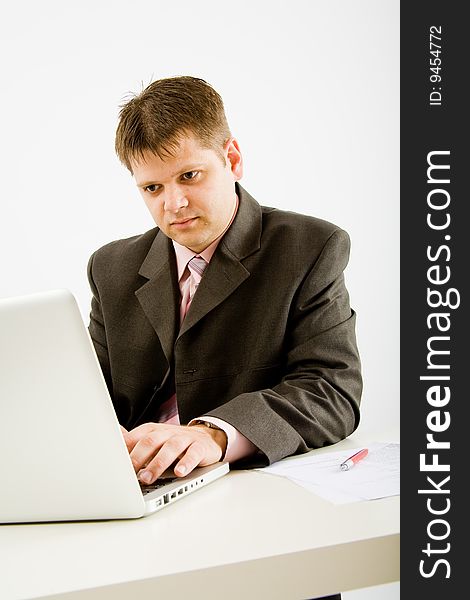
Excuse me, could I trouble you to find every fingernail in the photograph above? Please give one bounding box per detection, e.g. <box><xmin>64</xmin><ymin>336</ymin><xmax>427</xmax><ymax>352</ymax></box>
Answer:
<box><xmin>139</xmin><ymin>470</ymin><xmax>152</xmax><ymax>484</ymax></box>
<box><xmin>177</xmin><ymin>465</ymin><xmax>187</xmax><ymax>476</ymax></box>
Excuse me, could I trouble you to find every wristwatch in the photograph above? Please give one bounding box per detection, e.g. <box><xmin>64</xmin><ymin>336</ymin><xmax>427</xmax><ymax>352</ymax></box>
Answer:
<box><xmin>190</xmin><ymin>419</ymin><xmax>221</xmax><ymax>431</ymax></box>
<box><xmin>189</xmin><ymin>419</ymin><xmax>228</xmax><ymax>459</ymax></box>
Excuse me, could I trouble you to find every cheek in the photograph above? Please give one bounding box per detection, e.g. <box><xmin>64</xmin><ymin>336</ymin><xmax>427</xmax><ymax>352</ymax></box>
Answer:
<box><xmin>144</xmin><ymin>198</ymin><xmax>163</xmax><ymax>220</ymax></box>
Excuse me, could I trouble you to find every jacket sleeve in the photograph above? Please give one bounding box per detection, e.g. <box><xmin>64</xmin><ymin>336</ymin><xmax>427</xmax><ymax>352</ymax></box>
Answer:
<box><xmin>205</xmin><ymin>228</ymin><xmax>363</xmax><ymax>466</ymax></box>
<box><xmin>87</xmin><ymin>251</ymin><xmax>113</xmax><ymax>396</ymax></box>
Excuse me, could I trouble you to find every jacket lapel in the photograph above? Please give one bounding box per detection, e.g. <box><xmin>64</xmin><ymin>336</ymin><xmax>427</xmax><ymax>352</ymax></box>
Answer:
<box><xmin>178</xmin><ymin>184</ymin><xmax>262</xmax><ymax>338</ymax></box>
<box><xmin>135</xmin><ymin>232</ymin><xmax>179</xmax><ymax>365</ymax></box>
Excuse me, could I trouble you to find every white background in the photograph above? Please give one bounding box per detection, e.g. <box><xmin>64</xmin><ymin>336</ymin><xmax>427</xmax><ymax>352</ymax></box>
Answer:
<box><xmin>0</xmin><ymin>2</ymin><xmax>399</xmax><ymax>598</ymax></box>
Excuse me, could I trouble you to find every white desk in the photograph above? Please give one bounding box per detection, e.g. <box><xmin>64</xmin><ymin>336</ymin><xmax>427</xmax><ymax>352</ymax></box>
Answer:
<box><xmin>0</xmin><ymin>429</ymin><xmax>399</xmax><ymax>600</ymax></box>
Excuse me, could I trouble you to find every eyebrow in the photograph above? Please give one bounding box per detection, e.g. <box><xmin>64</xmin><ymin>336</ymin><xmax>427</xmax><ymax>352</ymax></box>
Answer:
<box><xmin>136</xmin><ymin>164</ymin><xmax>205</xmax><ymax>188</ymax></box>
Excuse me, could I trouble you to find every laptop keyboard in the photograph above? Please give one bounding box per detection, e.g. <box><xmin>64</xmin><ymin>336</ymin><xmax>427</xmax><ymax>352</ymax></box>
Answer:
<box><xmin>139</xmin><ymin>477</ymin><xmax>177</xmax><ymax>496</ymax></box>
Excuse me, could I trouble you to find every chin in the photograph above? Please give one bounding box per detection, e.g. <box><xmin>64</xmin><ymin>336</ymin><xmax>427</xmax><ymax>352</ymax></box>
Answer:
<box><xmin>176</xmin><ymin>236</ymin><xmax>202</xmax><ymax>250</ymax></box>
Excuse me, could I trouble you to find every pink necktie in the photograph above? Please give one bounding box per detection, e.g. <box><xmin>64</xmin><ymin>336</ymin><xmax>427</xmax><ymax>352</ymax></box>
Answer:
<box><xmin>179</xmin><ymin>255</ymin><xmax>207</xmax><ymax>323</ymax></box>
<box><xmin>156</xmin><ymin>255</ymin><xmax>207</xmax><ymax>424</ymax></box>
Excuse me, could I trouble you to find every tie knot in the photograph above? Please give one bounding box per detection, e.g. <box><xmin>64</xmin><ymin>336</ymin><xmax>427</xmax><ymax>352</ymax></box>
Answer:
<box><xmin>188</xmin><ymin>255</ymin><xmax>207</xmax><ymax>277</ymax></box>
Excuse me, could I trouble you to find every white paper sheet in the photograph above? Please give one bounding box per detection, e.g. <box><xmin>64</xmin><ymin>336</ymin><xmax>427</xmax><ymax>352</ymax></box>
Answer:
<box><xmin>257</xmin><ymin>442</ymin><xmax>400</xmax><ymax>504</ymax></box>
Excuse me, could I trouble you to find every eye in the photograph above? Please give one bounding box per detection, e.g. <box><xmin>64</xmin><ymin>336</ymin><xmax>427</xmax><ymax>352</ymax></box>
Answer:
<box><xmin>143</xmin><ymin>184</ymin><xmax>161</xmax><ymax>193</ymax></box>
<box><xmin>181</xmin><ymin>171</ymin><xmax>199</xmax><ymax>181</ymax></box>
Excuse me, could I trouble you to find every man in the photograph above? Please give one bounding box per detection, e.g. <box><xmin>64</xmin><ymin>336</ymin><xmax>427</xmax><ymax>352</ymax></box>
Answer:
<box><xmin>88</xmin><ymin>74</ymin><xmax>362</xmax><ymax>494</ymax></box>
<box><xmin>88</xmin><ymin>75</ymin><xmax>361</xmax><ymax>599</ymax></box>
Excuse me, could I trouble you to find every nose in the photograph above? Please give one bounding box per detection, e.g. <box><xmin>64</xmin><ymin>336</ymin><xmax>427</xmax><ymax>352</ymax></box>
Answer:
<box><xmin>163</xmin><ymin>186</ymin><xmax>189</xmax><ymax>212</ymax></box>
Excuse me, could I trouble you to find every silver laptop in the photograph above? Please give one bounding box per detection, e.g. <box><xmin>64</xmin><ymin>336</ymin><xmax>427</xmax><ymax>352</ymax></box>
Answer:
<box><xmin>0</xmin><ymin>288</ymin><xmax>229</xmax><ymax>523</ymax></box>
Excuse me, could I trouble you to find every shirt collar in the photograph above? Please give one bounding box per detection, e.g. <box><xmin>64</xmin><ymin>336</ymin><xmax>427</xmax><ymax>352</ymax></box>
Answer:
<box><xmin>172</xmin><ymin>193</ymin><xmax>239</xmax><ymax>281</ymax></box>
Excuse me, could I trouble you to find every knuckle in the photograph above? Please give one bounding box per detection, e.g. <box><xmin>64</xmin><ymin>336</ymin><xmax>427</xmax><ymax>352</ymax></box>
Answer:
<box><xmin>149</xmin><ymin>456</ymin><xmax>167</xmax><ymax>474</ymax></box>
<box><xmin>141</xmin><ymin>434</ymin><xmax>156</xmax><ymax>448</ymax></box>
<box><xmin>145</xmin><ymin>463</ymin><xmax>159</xmax><ymax>476</ymax></box>
<box><xmin>166</xmin><ymin>436</ymin><xmax>187</xmax><ymax>452</ymax></box>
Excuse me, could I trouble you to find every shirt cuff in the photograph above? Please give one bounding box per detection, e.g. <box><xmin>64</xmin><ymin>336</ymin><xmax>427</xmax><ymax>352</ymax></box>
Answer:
<box><xmin>188</xmin><ymin>416</ymin><xmax>258</xmax><ymax>463</ymax></box>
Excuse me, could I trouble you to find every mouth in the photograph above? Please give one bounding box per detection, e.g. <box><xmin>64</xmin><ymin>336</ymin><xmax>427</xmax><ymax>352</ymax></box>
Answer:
<box><xmin>170</xmin><ymin>217</ymin><xmax>198</xmax><ymax>228</ymax></box>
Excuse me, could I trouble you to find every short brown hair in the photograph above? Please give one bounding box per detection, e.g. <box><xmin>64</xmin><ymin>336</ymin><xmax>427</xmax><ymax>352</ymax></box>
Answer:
<box><xmin>115</xmin><ymin>76</ymin><xmax>232</xmax><ymax>172</ymax></box>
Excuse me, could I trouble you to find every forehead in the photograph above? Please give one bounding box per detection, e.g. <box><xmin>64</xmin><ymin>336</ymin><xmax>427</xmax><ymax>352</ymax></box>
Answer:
<box><xmin>131</xmin><ymin>134</ymin><xmax>219</xmax><ymax>184</ymax></box>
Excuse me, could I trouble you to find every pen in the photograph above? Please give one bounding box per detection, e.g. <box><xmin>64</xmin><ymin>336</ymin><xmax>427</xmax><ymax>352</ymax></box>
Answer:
<box><xmin>340</xmin><ymin>448</ymin><xmax>368</xmax><ymax>471</ymax></box>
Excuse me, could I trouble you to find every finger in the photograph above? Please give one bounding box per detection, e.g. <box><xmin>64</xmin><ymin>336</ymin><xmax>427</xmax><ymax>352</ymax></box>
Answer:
<box><xmin>120</xmin><ymin>425</ymin><xmax>132</xmax><ymax>448</ymax></box>
<box><xmin>174</xmin><ymin>440</ymin><xmax>206</xmax><ymax>477</ymax></box>
<box><xmin>124</xmin><ymin>423</ymin><xmax>158</xmax><ymax>454</ymax></box>
<box><xmin>138</xmin><ymin>436</ymin><xmax>193</xmax><ymax>483</ymax></box>
<box><xmin>121</xmin><ymin>433</ymin><xmax>134</xmax><ymax>454</ymax></box>
<box><xmin>130</xmin><ymin>430</ymin><xmax>169</xmax><ymax>474</ymax></box>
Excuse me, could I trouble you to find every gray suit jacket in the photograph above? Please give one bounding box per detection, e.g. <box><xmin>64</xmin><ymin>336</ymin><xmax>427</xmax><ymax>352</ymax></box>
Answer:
<box><xmin>87</xmin><ymin>184</ymin><xmax>362</xmax><ymax>466</ymax></box>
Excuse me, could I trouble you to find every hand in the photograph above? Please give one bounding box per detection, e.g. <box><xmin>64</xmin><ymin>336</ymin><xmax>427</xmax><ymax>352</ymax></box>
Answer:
<box><xmin>121</xmin><ymin>422</ymin><xmax>227</xmax><ymax>484</ymax></box>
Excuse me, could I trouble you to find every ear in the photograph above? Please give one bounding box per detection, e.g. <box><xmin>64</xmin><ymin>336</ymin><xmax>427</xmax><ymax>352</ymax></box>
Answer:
<box><xmin>225</xmin><ymin>138</ymin><xmax>243</xmax><ymax>180</ymax></box>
